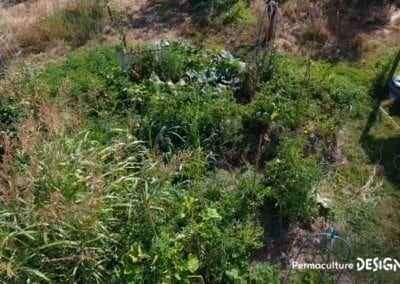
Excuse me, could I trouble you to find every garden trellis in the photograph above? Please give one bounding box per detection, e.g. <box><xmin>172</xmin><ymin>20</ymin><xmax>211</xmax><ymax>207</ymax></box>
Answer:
<box><xmin>118</xmin><ymin>47</ymin><xmax>169</xmax><ymax>73</ymax></box>
<box><xmin>284</xmin><ymin>227</ymin><xmax>352</xmax><ymax>284</ymax></box>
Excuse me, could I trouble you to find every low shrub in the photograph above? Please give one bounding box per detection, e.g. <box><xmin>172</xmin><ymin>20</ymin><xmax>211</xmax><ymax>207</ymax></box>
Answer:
<box><xmin>215</xmin><ymin>0</ymin><xmax>255</xmax><ymax>28</ymax></box>
<box><xmin>42</xmin><ymin>0</ymin><xmax>109</xmax><ymax>46</ymax></box>
<box><xmin>0</xmin><ymin>94</ymin><xmax>19</xmax><ymax>135</ymax></box>
<box><xmin>302</xmin><ymin>18</ymin><xmax>329</xmax><ymax>45</ymax></box>
<box><xmin>265</xmin><ymin>137</ymin><xmax>322</xmax><ymax>220</ymax></box>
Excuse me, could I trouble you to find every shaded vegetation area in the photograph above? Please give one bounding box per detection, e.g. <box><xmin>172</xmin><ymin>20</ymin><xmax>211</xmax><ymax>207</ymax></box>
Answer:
<box><xmin>316</xmin><ymin>0</ymin><xmax>398</xmax><ymax>61</ymax></box>
<box><xmin>126</xmin><ymin>0</ymin><xmax>255</xmax><ymax>42</ymax></box>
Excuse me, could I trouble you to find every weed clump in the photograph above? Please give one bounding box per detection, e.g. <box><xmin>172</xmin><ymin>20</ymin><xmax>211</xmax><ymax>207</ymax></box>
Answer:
<box><xmin>0</xmin><ymin>95</ymin><xmax>19</xmax><ymax>134</ymax></box>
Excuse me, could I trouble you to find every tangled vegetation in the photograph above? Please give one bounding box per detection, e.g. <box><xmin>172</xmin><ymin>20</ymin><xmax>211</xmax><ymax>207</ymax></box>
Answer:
<box><xmin>1</xmin><ymin>39</ymin><xmax>388</xmax><ymax>282</ymax></box>
<box><xmin>1</xmin><ymin>0</ymin><xmax>400</xmax><ymax>282</ymax></box>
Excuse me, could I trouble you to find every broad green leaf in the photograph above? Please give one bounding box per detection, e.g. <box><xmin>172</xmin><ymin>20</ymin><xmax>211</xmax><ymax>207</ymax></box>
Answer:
<box><xmin>187</xmin><ymin>253</ymin><xmax>200</xmax><ymax>273</ymax></box>
<box><xmin>203</xmin><ymin>208</ymin><xmax>222</xmax><ymax>221</ymax></box>
<box><xmin>23</xmin><ymin>268</ymin><xmax>50</xmax><ymax>282</ymax></box>
<box><xmin>226</xmin><ymin>268</ymin><xmax>243</xmax><ymax>281</ymax></box>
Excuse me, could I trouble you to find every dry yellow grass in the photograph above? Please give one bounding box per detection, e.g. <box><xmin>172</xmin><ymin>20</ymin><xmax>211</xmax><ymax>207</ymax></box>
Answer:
<box><xmin>19</xmin><ymin>116</ymin><xmax>39</xmax><ymax>156</ymax></box>
<box><xmin>282</xmin><ymin>0</ymin><xmax>313</xmax><ymax>19</ymax></box>
<box><xmin>111</xmin><ymin>0</ymin><xmax>148</xmax><ymax>15</ymax></box>
<box><xmin>0</xmin><ymin>0</ymin><xmax>181</xmax><ymax>55</ymax></box>
<box><xmin>0</xmin><ymin>134</ymin><xmax>13</xmax><ymax>198</ymax></box>
<box><xmin>0</xmin><ymin>0</ymin><xmax>110</xmax><ymax>52</ymax></box>
<box><xmin>38</xmin><ymin>102</ymin><xmax>63</xmax><ymax>137</ymax></box>
<box><xmin>302</xmin><ymin>17</ymin><xmax>329</xmax><ymax>44</ymax></box>
<box><xmin>0</xmin><ymin>0</ymin><xmax>398</xmax><ymax>62</ymax></box>
<box><xmin>0</xmin><ymin>0</ymin><xmax>54</xmax><ymax>51</ymax></box>
<box><xmin>391</xmin><ymin>8</ymin><xmax>400</xmax><ymax>26</ymax></box>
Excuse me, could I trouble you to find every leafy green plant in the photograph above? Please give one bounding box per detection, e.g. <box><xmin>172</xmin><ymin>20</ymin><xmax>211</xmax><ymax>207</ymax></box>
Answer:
<box><xmin>0</xmin><ymin>94</ymin><xmax>19</xmax><ymax>134</ymax></box>
<box><xmin>265</xmin><ymin>137</ymin><xmax>322</xmax><ymax>220</ymax></box>
<box><xmin>225</xmin><ymin>262</ymin><xmax>280</xmax><ymax>283</ymax></box>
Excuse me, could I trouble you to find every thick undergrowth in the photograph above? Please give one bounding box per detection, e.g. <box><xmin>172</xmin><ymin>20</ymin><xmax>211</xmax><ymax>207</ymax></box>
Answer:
<box><xmin>0</xmin><ymin>41</ymin><xmax>397</xmax><ymax>283</ymax></box>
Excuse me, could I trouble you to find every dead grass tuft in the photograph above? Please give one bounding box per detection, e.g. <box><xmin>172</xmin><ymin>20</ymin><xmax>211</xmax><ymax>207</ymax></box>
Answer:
<box><xmin>111</xmin><ymin>0</ymin><xmax>148</xmax><ymax>16</ymax></box>
<box><xmin>36</xmin><ymin>192</ymin><xmax>65</xmax><ymax>224</ymax></box>
<box><xmin>302</xmin><ymin>17</ymin><xmax>329</xmax><ymax>45</ymax></box>
<box><xmin>38</xmin><ymin>102</ymin><xmax>62</xmax><ymax>136</ymax></box>
<box><xmin>276</xmin><ymin>0</ymin><xmax>328</xmax><ymax>53</ymax></box>
<box><xmin>18</xmin><ymin>116</ymin><xmax>39</xmax><ymax>155</ymax></box>
<box><xmin>0</xmin><ymin>134</ymin><xmax>13</xmax><ymax>201</ymax></box>
<box><xmin>282</xmin><ymin>0</ymin><xmax>313</xmax><ymax>19</ymax></box>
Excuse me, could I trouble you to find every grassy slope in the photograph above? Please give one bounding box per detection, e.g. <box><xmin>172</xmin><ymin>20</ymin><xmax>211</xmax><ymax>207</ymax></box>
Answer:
<box><xmin>324</xmin><ymin>44</ymin><xmax>400</xmax><ymax>282</ymax></box>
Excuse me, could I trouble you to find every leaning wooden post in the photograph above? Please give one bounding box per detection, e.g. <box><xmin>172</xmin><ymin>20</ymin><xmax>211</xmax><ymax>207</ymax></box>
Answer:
<box><xmin>267</xmin><ymin>1</ymin><xmax>277</xmax><ymax>43</ymax></box>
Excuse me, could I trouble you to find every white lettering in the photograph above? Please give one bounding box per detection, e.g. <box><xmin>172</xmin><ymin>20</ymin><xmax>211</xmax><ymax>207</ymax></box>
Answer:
<box><xmin>373</xmin><ymin>257</ymin><xmax>379</xmax><ymax>272</ymax></box>
<box><xmin>357</xmin><ymin>258</ymin><xmax>365</xmax><ymax>271</ymax></box>
<box><xmin>365</xmin><ymin>259</ymin><xmax>373</xmax><ymax>270</ymax></box>
<box><xmin>393</xmin><ymin>258</ymin><xmax>400</xmax><ymax>272</ymax></box>
<box><xmin>348</xmin><ymin>263</ymin><xmax>354</xmax><ymax>270</ymax></box>
<box><xmin>291</xmin><ymin>258</ymin><xmax>399</xmax><ymax>271</ymax></box>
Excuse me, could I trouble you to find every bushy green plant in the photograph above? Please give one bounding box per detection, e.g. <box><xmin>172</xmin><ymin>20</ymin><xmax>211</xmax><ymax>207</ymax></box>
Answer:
<box><xmin>125</xmin><ymin>168</ymin><xmax>267</xmax><ymax>282</ymax></box>
<box><xmin>127</xmin><ymin>41</ymin><xmax>246</xmax><ymax>85</ymax></box>
<box><xmin>129</xmin><ymin>42</ymin><xmax>188</xmax><ymax>83</ymax></box>
<box><xmin>0</xmin><ymin>94</ymin><xmax>19</xmax><ymax>134</ymax></box>
<box><xmin>265</xmin><ymin>137</ymin><xmax>322</xmax><ymax>220</ymax></box>
<box><xmin>225</xmin><ymin>262</ymin><xmax>280</xmax><ymax>283</ymax></box>
<box><xmin>139</xmin><ymin>85</ymin><xmax>244</xmax><ymax>152</ymax></box>
<box><xmin>215</xmin><ymin>0</ymin><xmax>255</xmax><ymax>28</ymax></box>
